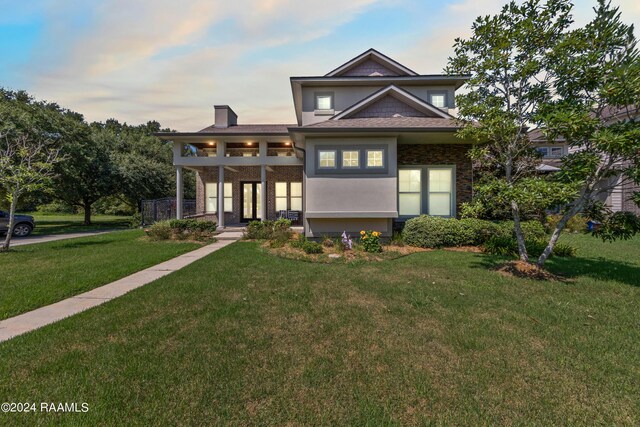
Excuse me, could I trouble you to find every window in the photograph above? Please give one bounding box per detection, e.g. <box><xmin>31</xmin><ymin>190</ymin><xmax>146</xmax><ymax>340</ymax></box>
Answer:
<box><xmin>315</xmin><ymin>93</ymin><xmax>333</xmax><ymax>110</ymax></box>
<box><xmin>430</xmin><ymin>93</ymin><xmax>446</xmax><ymax>108</ymax></box>
<box><xmin>223</xmin><ymin>183</ymin><xmax>233</xmax><ymax>212</ymax></box>
<box><xmin>205</xmin><ymin>183</ymin><xmax>217</xmax><ymax>213</ymax></box>
<box><xmin>290</xmin><ymin>182</ymin><xmax>302</xmax><ymax>211</ymax></box>
<box><xmin>428</xmin><ymin>168</ymin><xmax>453</xmax><ymax>216</ymax></box>
<box><xmin>367</xmin><ymin>150</ymin><xmax>384</xmax><ymax>167</ymax></box>
<box><xmin>275</xmin><ymin>182</ymin><xmax>287</xmax><ymax>211</ymax></box>
<box><xmin>399</xmin><ymin>169</ymin><xmax>421</xmax><ymax>216</ymax></box>
<box><xmin>536</xmin><ymin>146</ymin><xmax>563</xmax><ymax>158</ymax></box>
<box><xmin>319</xmin><ymin>150</ymin><xmax>336</xmax><ymax>168</ymax></box>
<box><xmin>342</xmin><ymin>150</ymin><xmax>359</xmax><ymax>168</ymax></box>
<box><xmin>242</xmin><ymin>152</ymin><xmax>253</xmax><ymax>157</ymax></box>
<box><xmin>206</xmin><ymin>183</ymin><xmax>232</xmax><ymax>213</ymax></box>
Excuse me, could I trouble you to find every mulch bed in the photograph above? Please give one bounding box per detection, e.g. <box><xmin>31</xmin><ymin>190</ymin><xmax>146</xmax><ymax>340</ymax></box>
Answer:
<box><xmin>496</xmin><ymin>260</ymin><xmax>567</xmax><ymax>281</ymax></box>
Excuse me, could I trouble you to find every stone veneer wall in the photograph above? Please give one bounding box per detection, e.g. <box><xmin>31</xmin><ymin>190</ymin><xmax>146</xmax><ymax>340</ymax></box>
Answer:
<box><xmin>397</xmin><ymin>144</ymin><xmax>473</xmax><ymax>216</ymax></box>
<box><xmin>195</xmin><ymin>165</ymin><xmax>304</xmax><ymax>224</ymax></box>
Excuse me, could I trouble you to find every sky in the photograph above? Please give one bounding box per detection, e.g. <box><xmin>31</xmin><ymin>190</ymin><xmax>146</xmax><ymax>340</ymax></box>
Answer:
<box><xmin>1</xmin><ymin>0</ymin><xmax>639</xmax><ymax>132</ymax></box>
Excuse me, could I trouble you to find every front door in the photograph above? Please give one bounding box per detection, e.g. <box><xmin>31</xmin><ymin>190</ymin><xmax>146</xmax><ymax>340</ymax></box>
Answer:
<box><xmin>241</xmin><ymin>182</ymin><xmax>262</xmax><ymax>222</ymax></box>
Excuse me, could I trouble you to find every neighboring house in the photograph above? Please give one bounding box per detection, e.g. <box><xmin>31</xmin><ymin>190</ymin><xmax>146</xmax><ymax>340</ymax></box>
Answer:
<box><xmin>529</xmin><ymin>106</ymin><xmax>640</xmax><ymax>215</ymax></box>
<box><xmin>157</xmin><ymin>49</ymin><xmax>473</xmax><ymax>236</ymax></box>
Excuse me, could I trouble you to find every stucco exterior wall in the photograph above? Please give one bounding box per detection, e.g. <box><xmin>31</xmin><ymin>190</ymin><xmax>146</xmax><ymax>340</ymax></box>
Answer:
<box><xmin>300</xmin><ymin>85</ymin><xmax>456</xmax><ymax>125</ymax></box>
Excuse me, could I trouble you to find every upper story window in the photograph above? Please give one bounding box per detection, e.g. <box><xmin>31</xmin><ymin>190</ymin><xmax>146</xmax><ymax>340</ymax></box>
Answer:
<box><xmin>429</xmin><ymin>93</ymin><xmax>446</xmax><ymax>109</ymax></box>
<box><xmin>318</xmin><ymin>150</ymin><xmax>336</xmax><ymax>168</ymax></box>
<box><xmin>366</xmin><ymin>150</ymin><xmax>384</xmax><ymax>168</ymax></box>
<box><xmin>342</xmin><ymin>150</ymin><xmax>359</xmax><ymax>168</ymax></box>
<box><xmin>536</xmin><ymin>146</ymin><xmax>564</xmax><ymax>158</ymax></box>
<box><xmin>315</xmin><ymin>92</ymin><xmax>334</xmax><ymax>115</ymax></box>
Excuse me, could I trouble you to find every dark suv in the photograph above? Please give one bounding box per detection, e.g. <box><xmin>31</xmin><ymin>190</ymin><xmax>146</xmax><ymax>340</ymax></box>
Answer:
<box><xmin>0</xmin><ymin>210</ymin><xmax>36</xmax><ymax>237</ymax></box>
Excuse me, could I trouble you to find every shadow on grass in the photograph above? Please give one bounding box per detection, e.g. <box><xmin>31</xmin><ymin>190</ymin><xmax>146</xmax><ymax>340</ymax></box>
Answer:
<box><xmin>472</xmin><ymin>253</ymin><xmax>640</xmax><ymax>287</ymax></box>
<box><xmin>47</xmin><ymin>238</ymin><xmax>120</xmax><ymax>250</ymax></box>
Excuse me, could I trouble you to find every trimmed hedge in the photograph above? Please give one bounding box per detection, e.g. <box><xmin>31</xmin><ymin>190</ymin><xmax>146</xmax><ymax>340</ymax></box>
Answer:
<box><xmin>402</xmin><ymin>216</ymin><xmax>547</xmax><ymax>249</ymax></box>
<box><xmin>244</xmin><ymin>218</ymin><xmax>292</xmax><ymax>240</ymax></box>
<box><xmin>146</xmin><ymin>219</ymin><xmax>217</xmax><ymax>241</ymax></box>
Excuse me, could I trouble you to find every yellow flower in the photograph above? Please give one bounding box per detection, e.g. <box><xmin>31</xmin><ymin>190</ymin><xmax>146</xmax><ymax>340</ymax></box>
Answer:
<box><xmin>362</xmin><ymin>236</ymin><xmax>368</xmax><ymax>240</ymax></box>
<box><xmin>360</xmin><ymin>230</ymin><xmax>366</xmax><ymax>235</ymax></box>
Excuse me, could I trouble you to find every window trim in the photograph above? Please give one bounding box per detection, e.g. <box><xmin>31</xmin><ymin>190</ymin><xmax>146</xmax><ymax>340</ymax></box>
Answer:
<box><xmin>398</xmin><ymin>169</ymin><xmax>422</xmax><ymax>217</ymax></box>
<box><xmin>275</xmin><ymin>182</ymin><xmax>288</xmax><ymax>211</ymax></box>
<box><xmin>314</xmin><ymin>92</ymin><xmax>335</xmax><ymax>115</ymax></box>
<box><xmin>290</xmin><ymin>182</ymin><xmax>302</xmax><ymax>211</ymax></box>
<box><xmin>223</xmin><ymin>182</ymin><xmax>233</xmax><ymax>213</ymax></box>
<box><xmin>205</xmin><ymin>182</ymin><xmax>217</xmax><ymax>213</ymax></box>
<box><xmin>314</xmin><ymin>145</ymin><xmax>389</xmax><ymax>175</ymax></box>
<box><xmin>397</xmin><ymin>165</ymin><xmax>456</xmax><ymax>218</ymax></box>
<box><xmin>341</xmin><ymin>150</ymin><xmax>360</xmax><ymax>168</ymax></box>
<box><xmin>427</xmin><ymin>90</ymin><xmax>448</xmax><ymax>109</ymax></box>
<box><xmin>365</xmin><ymin>149</ymin><xmax>385</xmax><ymax>169</ymax></box>
<box><xmin>426</xmin><ymin>167</ymin><xmax>454</xmax><ymax>217</ymax></box>
<box><xmin>318</xmin><ymin>149</ymin><xmax>337</xmax><ymax>169</ymax></box>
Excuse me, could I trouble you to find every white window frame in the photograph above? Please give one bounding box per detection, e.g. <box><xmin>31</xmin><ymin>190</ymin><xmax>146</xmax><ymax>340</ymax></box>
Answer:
<box><xmin>223</xmin><ymin>182</ymin><xmax>233</xmax><ymax>213</ymax></box>
<box><xmin>275</xmin><ymin>182</ymin><xmax>288</xmax><ymax>212</ymax></box>
<box><xmin>342</xmin><ymin>150</ymin><xmax>360</xmax><ymax>168</ymax></box>
<box><xmin>366</xmin><ymin>149</ymin><xmax>384</xmax><ymax>168</ymax></box>
<box><xmin>427</xmin><ymin>167</ymin><xmax>454</xmax><ymax>217</ymax></box>
<box><xmin>398</xmin><ymin>169</ymin><xmax>422</xmax><ymax>217</ymax></box>
<box><xmin>429</xmin><ymin>93</ymin><xmax>446</xmax><ymax>108</ymax></box>
<box><xmin>318</xmin><ymin>150</ymin><xmax>337</xmax><ymax>169</ymax></box>
<box><xmin>205</xmin><ymin>183</ymin><xmax>217</xmax><ymax>213</ymax></box>
<box><xmin>290</xmin><ymin>182</ymin><xmax>302</xmax><ymax>211</ymax></box>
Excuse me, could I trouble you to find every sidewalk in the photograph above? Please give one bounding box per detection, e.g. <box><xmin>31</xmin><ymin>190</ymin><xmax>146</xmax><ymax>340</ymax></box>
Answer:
<box><xmin>10</xmin><ymin>230</ymin><xmax>118</xmax><ymax>247</ymax></box>
<box><xmin>0</xmin><ymin>238</ymin><xmax>238</xmax><ymax>343</ymax></box>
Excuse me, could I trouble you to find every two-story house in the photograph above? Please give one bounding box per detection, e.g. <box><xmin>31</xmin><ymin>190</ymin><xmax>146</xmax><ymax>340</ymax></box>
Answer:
<box><xmin>157</xmin><ymin>49</ymin><xmax>474</xmax><ymax>237</ymax></box>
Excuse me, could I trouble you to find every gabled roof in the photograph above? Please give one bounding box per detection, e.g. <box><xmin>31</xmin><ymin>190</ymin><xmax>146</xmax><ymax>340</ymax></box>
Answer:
<box><xmin>293</xmin><ymin>116</ymin><xmax>460</xmax><ymax>131</ymax></box>
<box><xmin>325</xmin><ymin>48</ymin><xmax>418</xmax><ymax>77</ymax></box>
<box><xmin>331</xmin><ymin>85</ymin><xmax>453</xmax><ymax>121</ymax></box>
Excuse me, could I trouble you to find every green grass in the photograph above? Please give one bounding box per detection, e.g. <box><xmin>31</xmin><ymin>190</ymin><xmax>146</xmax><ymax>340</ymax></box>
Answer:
<box><xmin>0</xmin><ymin>234</ymin><xmax>638</xmax><ymax>425</ymax></box>
<box><xmin>24</xmin><ymin>213</ymin><xmax>132</xmax><ymax>235</ymax></box>
<box><xmin>0</xmin><ymin>230</ymin><xmax>202</xmax><ymax>320</ymax></box>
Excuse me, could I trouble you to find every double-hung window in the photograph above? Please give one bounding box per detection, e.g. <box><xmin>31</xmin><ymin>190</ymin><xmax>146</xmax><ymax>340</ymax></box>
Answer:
<box><xmin>398</xmin><ymin>169</ymin><xmax>422</xmax><ymax>216</ymax></box>
<box><xmin>290</xmin><ymin>182</ymin><xmax>302</xmax><ymax>211</ymax></box>
<box><xmin>427</xmin><ymin>168</ymin><xmax>453</xmax><ymax>216</ymax></box>
<box><xmin>398</xmin><ymin>167</ymin><xmax>455</xmax><ymax>217</ymax></box>
<box><xmin>275</xmin><ymin>182</ymin><xmax>288</xmax><ymax>211</ymax></box>
<box><xmin>205</xmin><ymin>182</ymin><xmax>232</xmax><ymax>213</ymax></box>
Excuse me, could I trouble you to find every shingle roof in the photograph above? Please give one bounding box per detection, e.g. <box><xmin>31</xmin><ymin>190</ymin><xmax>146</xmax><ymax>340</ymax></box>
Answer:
<box><xmin>197</xmin><ymin>124</ymin><xmax>294</xmax><ymax>134</ymax></box>
<box><xmin>295</xmin><ymin>117</ymin><xmax>461</xmax><ymax>130</ymax></box>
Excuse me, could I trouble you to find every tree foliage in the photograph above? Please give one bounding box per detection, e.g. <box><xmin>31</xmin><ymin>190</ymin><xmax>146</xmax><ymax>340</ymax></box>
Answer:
<box><xmin>448</xmin><ymin>0</ymin><xmax>640</xmax><ymax>267</ymax></box>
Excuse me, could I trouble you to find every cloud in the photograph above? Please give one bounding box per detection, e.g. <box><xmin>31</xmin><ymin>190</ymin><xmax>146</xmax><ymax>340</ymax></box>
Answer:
<box><xmin>22</xmin><ymin>0</ymin><xmax>382</xmax><ymax>130</ymax></box>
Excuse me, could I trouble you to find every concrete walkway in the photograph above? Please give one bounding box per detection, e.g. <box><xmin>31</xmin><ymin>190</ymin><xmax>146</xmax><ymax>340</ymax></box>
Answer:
<box><xmin>0</xmin><ymin>238</ymin><xmax>237</xmax><ymax>343</ymax></box>
<box><xmin>10</xmin><ymin>230</ymin><xmax>118</xmax><ymax>247</ymax></box>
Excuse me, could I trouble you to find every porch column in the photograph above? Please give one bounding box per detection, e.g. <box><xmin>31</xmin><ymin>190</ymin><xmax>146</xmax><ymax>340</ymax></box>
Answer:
<box><xmin>176</xmin><ymin>166</ymin><xmax>184</xmax><ymax>219</ymax></box>
<box><xmin>218</xmin><ymin>165</ymin><xmax>225</xmax><ymax>228</ymax></box>
<box><xmin>260</xmin><ymin>164</ymin><xmax>267</xmax><ymax>221</ymax></box>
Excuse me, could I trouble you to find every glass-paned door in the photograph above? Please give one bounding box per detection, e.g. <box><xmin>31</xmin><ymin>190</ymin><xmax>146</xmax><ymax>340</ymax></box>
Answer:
<box><xmin>242</xmin><ymin>182</ymin><xmax>262</xmax><ymax>222</ymax></box>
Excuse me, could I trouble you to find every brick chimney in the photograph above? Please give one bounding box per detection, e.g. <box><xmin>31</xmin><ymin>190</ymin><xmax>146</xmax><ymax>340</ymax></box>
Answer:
<box><xmin>214</xmin><ymin>105</ymin><xmax>238</xmax><ymax>128</ymax></box>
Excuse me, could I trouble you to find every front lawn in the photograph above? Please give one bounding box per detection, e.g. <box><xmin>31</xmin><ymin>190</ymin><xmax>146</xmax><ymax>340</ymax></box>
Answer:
<box><xmin>25</xmin><ymin>213</ymin><xmax>132</xmax><ymax>235</ymax></box>
<box><xmin>0</xmin><ymin>230</ymin><xmax>202</xmax><ymax>320</ymax></box>
<box><xmin>0</xmin><ymin>234</ymin><xmax>638</xmax><ymax>424</ymax></box>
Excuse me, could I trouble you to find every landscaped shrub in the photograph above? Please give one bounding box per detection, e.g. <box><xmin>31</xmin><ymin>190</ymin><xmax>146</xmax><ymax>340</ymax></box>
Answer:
<box><xmin>146</xmin><ymin>221</ymin><xmax>173</xmax><ymax>241</ymax></box>
<box><xmin>145</xmin><ymin>219</ymin><xmax>217</xmax><ymax>241</ymax></box>
<box><xmin>244</xmin><ymin>219</ymin><xmax>292</xmax><ymax>241</ymax></box>
<box><xmin>483</xmin><ymin>236</ymin><xmax>576</xmax><ymax>258</ymax></box>
<box><xmin>360</xmin><ymin>230</ymin><xmax>382</xmax><ymax>253</ymax></box>
<box><xmin>403</xmin><ymin>215</ymin><xmax>547</xmax><ymax>249</ymax></box>
<box><xmin>552</xmin><ymin>243</ymin><xmax>577</xmax><ymax>257</ymax></box>
<box><xmin>546</xmin><ymin>214</ymin><xmax>588</xmax><ymax>233</ymax></box>
<box><xmin>495</xmin><ymin>220</ymin><xmax>547</xmax><ymax>241</ymax></box>
<box><xmin>302</xmin><ymin>240</ymin><xmax>323</xmax><ymax>254</ymax></box>
<box><xmin>290</xmin><ymin>233</ymin><xmax>307</xmax><ymax>249</ymax></box>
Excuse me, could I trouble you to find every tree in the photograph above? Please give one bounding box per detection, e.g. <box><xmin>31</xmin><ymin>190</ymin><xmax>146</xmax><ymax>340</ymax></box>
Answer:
<box><xmin>448</xmin><ymin>0</ymin><xmax>640</xmax><ymax>268</ymax></box>
<box><xmin>446</xmin><ymin>0</ymin><xmax>574</xmax><ymax>262</ymax></box>
<box><xmin>0</xmin><ymin>136</ymin><xmax>62</xmax><ymax>252</ymax></box>
<box><xmin>535</xmin><ymin>0</ymin><xmax>640</xmax><ymax>266</ymax></box>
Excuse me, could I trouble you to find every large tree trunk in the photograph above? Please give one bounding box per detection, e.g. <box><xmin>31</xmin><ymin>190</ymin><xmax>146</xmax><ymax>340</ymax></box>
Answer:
<box><xmin>83</xmin><ymin>199</ymin><xmax>92</xmax><ymax>226</ymax></box>
<box><xmin>511</xmin><ymin>200</ymin><xmax>529</xmax><ymax>262</ymax></box>
<box><xmin>1</xmin><ymin>193</ymin><xmax>18</xmax><ymax>252</ymax></box>
<box><xmin>537</xmin><ymin>200</ymin><xmax>584</xmax><ymax>267</ymax></box>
